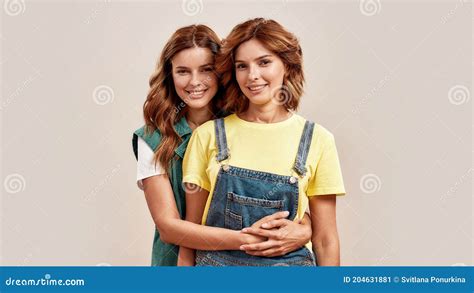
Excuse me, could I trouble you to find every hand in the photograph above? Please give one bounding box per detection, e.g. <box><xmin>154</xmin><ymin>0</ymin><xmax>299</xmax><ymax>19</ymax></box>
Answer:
<box><xmin>240</xmin><ymin>212</ymin><xmax>312</xmax><ymax>257</ymax></box>
<box><xmin>239</xmin><ymin>211</ymin><xmax>291</xmax><ymax>246</ymax></box>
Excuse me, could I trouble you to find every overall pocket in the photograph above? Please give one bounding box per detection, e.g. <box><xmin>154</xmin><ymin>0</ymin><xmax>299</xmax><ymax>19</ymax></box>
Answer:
<box><xmin>224</xmin><ymin>192</ymin><xmax>284</xmax><ymax>230</ymax></box>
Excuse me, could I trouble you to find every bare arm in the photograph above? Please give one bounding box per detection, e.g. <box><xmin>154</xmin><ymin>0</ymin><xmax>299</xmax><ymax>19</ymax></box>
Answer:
<box><xmin>143</xmin><ymin>175</ymin><xmax>264</xmax><ymax>251</ymax></box>
<box><xmin>309</xmin><ymin>195</ymin><xmax>340</xmax><ymax>266</ymax></box>
<box><xmin>143</xmin><ymin>175</ymin><xmax>305</xmax><ymax>259</ymax></box>
<box><xmin>176</xmin><ymin>186</ymin><xmax>209</xmax><ymax>266</ymax></box>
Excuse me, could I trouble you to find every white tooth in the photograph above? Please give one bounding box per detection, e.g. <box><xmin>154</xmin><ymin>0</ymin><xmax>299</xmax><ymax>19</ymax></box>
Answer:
<box><xmin>250</xmin><ymin>85</ymin><xmax>265</xmax><ymax>90</ymax></box>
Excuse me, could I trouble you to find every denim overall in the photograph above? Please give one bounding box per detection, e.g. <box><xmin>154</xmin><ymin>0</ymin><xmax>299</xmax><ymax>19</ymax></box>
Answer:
<box><xmin>195</xmin><ymin>118</ymin><xmax>317</xmax><ymax>266</ymax></box>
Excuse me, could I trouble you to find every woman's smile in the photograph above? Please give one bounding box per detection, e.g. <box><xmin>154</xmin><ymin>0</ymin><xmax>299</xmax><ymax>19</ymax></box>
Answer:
<box><xmin>186</xmin><ymin>87</ymin><xmax>209</xmax><ymax>99</ymax></box>
<box><xmin>247</xmin><ymin>84</ymin><xmax>268</xmax><ymax>94</ymax></box>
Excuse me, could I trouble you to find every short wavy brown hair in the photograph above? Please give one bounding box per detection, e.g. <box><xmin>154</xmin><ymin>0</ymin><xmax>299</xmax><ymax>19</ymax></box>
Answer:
<box><xmin>216</xmin><ymin>18</ymin><xmax>304</xmax><ymax>113</ymax></box>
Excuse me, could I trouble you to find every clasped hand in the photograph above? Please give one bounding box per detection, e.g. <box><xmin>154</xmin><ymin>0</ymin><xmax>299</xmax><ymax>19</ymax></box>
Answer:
<box><xmin>239</xmin><ymin>211</ymin><xmax>312</xmax><ymax>257</ymax></box>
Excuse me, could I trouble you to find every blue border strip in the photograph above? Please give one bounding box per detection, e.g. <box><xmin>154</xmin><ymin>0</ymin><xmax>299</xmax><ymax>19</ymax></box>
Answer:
<box><xmin>1</xmin><ymin>266</ymin><xmax>472</xmax><ymax>292</ymax></box>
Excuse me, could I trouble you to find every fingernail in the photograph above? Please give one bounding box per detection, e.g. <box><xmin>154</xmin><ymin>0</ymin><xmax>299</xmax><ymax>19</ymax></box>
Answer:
<box><xmin>241</xmin><ymin>228</ymin><xmax>248</xmax><ymax>232</ymax></box>
<box><xmin>261</xmin><ymin>223</ymin><xmax>269</xmax><ymax>228</ymax></box>
<box><xmin>239</xmin><ymin>245</ymin><xmax>245</xmax><ymax>250</ymax></box>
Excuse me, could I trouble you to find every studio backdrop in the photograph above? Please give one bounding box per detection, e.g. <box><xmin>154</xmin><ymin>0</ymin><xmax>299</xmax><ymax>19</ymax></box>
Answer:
<box><xmin>1</xmin><ymin>0</ymin><xmax>472</xmax><ymax>266</ymax></box>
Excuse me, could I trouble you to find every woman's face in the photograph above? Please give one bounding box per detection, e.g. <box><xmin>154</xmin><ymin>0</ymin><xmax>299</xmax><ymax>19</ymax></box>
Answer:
<box><xmin>234</xmin><ymin>38</ymin><xmax>286</xmax><ymax>106</ymax></box>
<box><xmin>171</xmin><ymin>47</ymin><xmax>218</xmax><ymax>110</ymax></box>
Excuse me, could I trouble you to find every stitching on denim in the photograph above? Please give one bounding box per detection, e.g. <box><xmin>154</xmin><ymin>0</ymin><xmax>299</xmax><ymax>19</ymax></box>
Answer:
<box><xmin>224</xmin><ymin>208</ymin><xmax>243</xmax><ymax>230</ymax></box>
<box><xmin>215</xmin><ymin>119</ymin><xmax>225</xmax><ymax>162</ymax></box>
<box><xmin>293</xmin><ymin>121</ymin><xmax>315</xmax><ymax>176</ymax></box>
<box><xmin>224</xmin><ymin>192</ymin><xmax>243</xmax><ymax>230</ymax></box>
<box><xmin>204</xmin><ymin>168</ymin><xmax>224</xmax><ymax>226</ymax></box>
<box><xmin>224</xmin><ymin>165</ymin><xmax>298</xmax><ymax>185</ymax></box>
<box><xmin>228</xmin><ymin>192</ymin><xmax>283</xmax><ymax>209</ymax></box>
<box><xmin>292</xmin><ymin>181</ymin><xmax>300</xmax><ymax>220</ymax></box>
<box><xmin>215</xmin><ymin>118</ymin><xmax>229</xmax><ymax>162</ymax></box>
<box><xmin>196</xmin><ymin>250</ymin><xmax>315</xmax><ymax>266</ymax></box>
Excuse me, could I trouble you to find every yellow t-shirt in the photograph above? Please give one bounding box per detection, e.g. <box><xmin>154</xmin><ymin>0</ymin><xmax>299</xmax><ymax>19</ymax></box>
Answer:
<box><xmin>182</xmin><ymin>113</ymin><xmax>346</xmax><ymax>225</ymax></box>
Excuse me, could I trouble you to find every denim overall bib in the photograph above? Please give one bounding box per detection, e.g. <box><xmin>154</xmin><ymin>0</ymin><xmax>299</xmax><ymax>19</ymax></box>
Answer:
<box><xmin>195</xmin><ymin>118</ymin><xmax>317</xmax><ymax>266</ymax></box>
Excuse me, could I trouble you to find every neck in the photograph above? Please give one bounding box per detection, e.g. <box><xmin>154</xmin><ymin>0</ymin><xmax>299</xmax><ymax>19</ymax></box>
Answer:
<box><xmin>186</xmin><ymin>107</ymin><xmax>212</xmax><ymax>130</ymax></box>
<box><xmin>240</xmin><ymin>102</ymin><xmax>290</xmax><ymax>123</ymax></box>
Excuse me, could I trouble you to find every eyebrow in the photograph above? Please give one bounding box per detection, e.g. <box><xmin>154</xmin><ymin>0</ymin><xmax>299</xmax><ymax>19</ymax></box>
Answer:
<box><xmin>174</xmin><ymin>63</ymin><xmax>214</xmax><ymax>69</ymax></box>
<box><xmin>234</xmin><ymin>54</ymin><xmax>273</xmax><ymax>63</ymax></box>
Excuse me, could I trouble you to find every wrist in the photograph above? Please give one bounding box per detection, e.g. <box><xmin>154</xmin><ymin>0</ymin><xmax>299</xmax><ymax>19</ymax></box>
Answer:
<box><xmin>237</xmin><ymin>230</ymin><xmax>250</xmax><ymax>247</ymax></box>
<box><xmin>303</xmin><ymin>225</ymin><xmax>312</xmax><ymax>242</ymax></box>
<box><xmin>229</xmin><ymin>230</ymin><xmax>247</xmax><ymax>249</ymax></box>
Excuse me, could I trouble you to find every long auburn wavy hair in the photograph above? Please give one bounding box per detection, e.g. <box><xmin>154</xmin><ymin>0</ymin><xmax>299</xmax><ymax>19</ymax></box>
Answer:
<box><xmin>143</xmin><ymin>25</ymin><xmax>222</xmax><ymax>173</ymax></box>
<box><xmin>216</xmin><ymin>18</ymin><xmax>304</xmax><ymax>114</ymax></box>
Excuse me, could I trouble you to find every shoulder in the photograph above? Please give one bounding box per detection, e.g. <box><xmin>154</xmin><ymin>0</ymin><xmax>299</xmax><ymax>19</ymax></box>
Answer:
<box><xmin>191</xmin><ymin>118</ymin><xmax>220</xmax><ymax>141</ymax></box>
<box><xmin>132</xmin><ymin>125</ymin><xmax>162</xmax><ymax>159</ymax></box>
<box><xmin>134</xmin><ymin>125</ymin><xmax>162</xmax><ymax>142</ymax></box>
<box><xmin>194</xmin><ymin>119</ymin><xmax>215</xmax><ymax>135</ymax></box>
<box><xmin>293</xmin><ymin>114</ymin><xmax>335</xmax><ymax>147</ymax></box>
<box><xmin>313</xmin><ymin>123</ymin><xmax>335</xmax><ymax>144</ymax></box>
<box><xmin>188</xmin><ymin>117</ymin><xmax>228</xmax><ymax>151</ymax></box>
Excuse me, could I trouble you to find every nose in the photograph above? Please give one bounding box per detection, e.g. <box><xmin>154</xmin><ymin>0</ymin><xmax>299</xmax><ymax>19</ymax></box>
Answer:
<box><xmin>248</xmin><ymin>64</ymin><xmax>260</xmax><ymax>81</ymax></box>
<box><xmin>190</xmin><ymin>72</ymin><xmax>202</xmax><ymax>87</ymax></box>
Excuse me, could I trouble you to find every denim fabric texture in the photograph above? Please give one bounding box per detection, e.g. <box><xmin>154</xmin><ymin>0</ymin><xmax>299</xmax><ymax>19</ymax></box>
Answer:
<box><xmin>196</xmin><ymin>118</ymin><xmax>317</xmax><ymax>266</ymax></box>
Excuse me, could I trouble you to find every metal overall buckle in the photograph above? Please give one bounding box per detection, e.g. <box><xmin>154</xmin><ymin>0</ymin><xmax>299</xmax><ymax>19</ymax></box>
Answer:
<box><xmin>218</xmin><ymin>148</ymin><xmax>231</xmax><ymax>172</ymax></box>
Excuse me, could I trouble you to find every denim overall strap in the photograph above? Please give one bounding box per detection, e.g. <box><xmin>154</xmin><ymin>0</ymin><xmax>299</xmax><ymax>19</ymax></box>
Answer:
<box><xmin>197</xmin><ymin>118</ymin><xmax>317</xmax><ymax>266</ymax></box>
<box><xmin>293</xmin><ymin>121</ymin><xmax>315</xmax><ymax>176</ymax></box>
<box><xmin>214</xmin><ymin>118</ymin><xmax>229</xmax><ymax>162</ymax></box>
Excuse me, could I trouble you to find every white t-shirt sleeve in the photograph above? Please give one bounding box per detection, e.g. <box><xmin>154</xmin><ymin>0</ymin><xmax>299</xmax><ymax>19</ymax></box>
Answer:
<box><xmin>136</xmin><ymin>136</ymin><xmax>165</xmax><ymax>190</ymax></box>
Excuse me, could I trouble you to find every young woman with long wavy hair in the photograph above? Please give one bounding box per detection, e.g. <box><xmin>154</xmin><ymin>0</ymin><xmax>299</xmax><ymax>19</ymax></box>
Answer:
<box><xmin>132</xmin><ymin>24</ymin><xmax>313</xmax><ymax>266</ymax></box>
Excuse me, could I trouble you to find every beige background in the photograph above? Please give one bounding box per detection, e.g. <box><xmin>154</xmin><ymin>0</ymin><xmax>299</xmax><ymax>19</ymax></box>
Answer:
<box><xmin>1</xmin><ymin>0</ymin><xmax>472</xmax><ymax>266</ymax></box>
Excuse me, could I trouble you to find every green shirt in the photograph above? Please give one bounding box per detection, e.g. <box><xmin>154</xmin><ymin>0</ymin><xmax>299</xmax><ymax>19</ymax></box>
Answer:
<box><xmin>132</xmin><ymin>117</ymin><xmax>192</xmax><ymax>266</ymax></box>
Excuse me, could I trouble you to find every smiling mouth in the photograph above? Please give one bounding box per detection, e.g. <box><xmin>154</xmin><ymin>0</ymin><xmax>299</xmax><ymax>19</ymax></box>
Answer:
<box><xmin>186</xmin><ymin>88</ymin><xmax>208</xmax><ymax>99</ymax></box>
<box><xmin>247</xmin><ymin>84</ymin><xmax>268</xmax><ymax>92</ymax></box>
